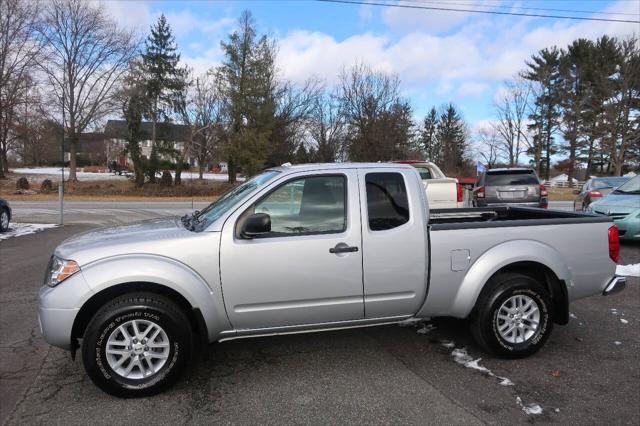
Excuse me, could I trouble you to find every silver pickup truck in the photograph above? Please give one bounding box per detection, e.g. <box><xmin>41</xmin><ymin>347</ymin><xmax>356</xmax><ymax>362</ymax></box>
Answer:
<box><xmin>39</xmin><ymin>163</ymin><xmax>625</xmax><ymax>397</ymax></box>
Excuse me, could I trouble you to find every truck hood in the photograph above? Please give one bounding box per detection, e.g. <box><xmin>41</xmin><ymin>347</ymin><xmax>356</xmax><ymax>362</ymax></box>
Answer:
<box><xmin>55</xmin><ymin>217</ymin><xmax>193</xmax><ymax>265</ymax></box>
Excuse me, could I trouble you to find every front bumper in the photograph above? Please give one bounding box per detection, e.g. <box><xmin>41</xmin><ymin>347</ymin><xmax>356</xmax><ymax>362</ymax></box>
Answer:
<box><xmin>614</xmin><ymin>214</ymin><xmax>640</xmax><ymax>241</ymax></box>
<box><xmin>38</xmin><ymin>271</ymin><xmax>93</xmax><ymax>350</ymax></box>
<box><xmin>38</xmin><ymin>307</ymin><xmax>79</xmax><ymax>349</ymax></box>
<box><xmin>603</xmin><ymin>276</ymin><xmax>626</xmax><ymax>296</ymax></box>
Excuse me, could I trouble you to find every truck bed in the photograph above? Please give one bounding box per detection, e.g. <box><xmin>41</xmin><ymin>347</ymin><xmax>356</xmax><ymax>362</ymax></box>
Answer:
<box><xmin>429</xmin><ymin>206</ymin><xmax>610</xmax><ymax>230</ymax></box>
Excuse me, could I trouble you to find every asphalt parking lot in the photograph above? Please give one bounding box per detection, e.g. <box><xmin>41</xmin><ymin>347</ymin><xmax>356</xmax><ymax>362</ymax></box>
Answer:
<box><xmin>1</xmin><ymin>222</ymin><xmax>638</xmax><ymax>425</ymax></box>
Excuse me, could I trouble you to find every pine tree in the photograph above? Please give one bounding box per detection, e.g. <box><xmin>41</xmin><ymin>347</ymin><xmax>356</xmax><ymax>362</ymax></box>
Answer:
<box><xmin>436</xmin><ymin>103</ymin><xmax>468</xmax><ymax>175</ymax></box>
<box><xmin>420</xmin><ymin>107</ymin><xmax>440</xmax><ymax>162</ymax></box>
<box><xmin>141</xmin><ymin>14</ymin><xmax>187</xmax><ymax>183</ymax></box>
<box><xmin>218</xmin><ymin>11</ymin><xmax>277</xmax><ymax>182</ymax></box>
<box><xmin>522</xmin><ymin>47</ymin><xmax>562</xmax><ymax>180</ymax></box>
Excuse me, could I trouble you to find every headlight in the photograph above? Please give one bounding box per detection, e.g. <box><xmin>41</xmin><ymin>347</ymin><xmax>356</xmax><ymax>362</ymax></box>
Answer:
<box><xmin>45</xmin><ymin>256</ymin><xmax>80</xmax><ymax>287</ymax></box>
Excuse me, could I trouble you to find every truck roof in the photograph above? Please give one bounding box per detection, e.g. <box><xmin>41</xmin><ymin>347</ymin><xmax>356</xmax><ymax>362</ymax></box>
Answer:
<box><xmin>485</xmin><ymin>167</ymin><xmax>534</xmax><ymax>173</ymax></box>
<box><xmin>268</xmin><ymin>162</ymin><xmax>416</xmax><ymax>173</ymax></box>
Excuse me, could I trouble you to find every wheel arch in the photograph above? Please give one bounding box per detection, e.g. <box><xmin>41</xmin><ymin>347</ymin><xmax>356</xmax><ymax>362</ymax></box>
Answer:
<box><xmin>71</xmin><ymin>282</ymin><xmax>210</xmax><ymax>356</ymax></box>
<box><xmin>452</xmin><ymin>240</ymin><xmax>571</xmax><ymax>324</ymax></box>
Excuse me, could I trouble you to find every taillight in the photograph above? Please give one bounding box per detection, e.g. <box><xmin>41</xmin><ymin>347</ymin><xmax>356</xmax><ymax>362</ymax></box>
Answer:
<box><xmin>587</xmin><ymin>190</ymin><xmax>603</xmax><ymax>198</ymax></box>
<box><xmin>539</xmin><ymin>184</ymin><xmax>548</xmax><ymax>197</ymax></box>
<box><xmin>457</xmin><ymin>183</ymin><xmax>463</xmax><ymax>203</ymax></box>
<box><xmin>474</xmin><ymin>186</ymin><xmax>485</xmax><ymax>198</ymax></box>
<box><xmin>608</xmin><ymin>225</ymin><xmax>620</xmax><ymax>263</ymax></box>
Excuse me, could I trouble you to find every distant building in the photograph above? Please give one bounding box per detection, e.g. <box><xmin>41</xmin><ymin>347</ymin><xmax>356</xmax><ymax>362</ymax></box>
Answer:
<box><xmin>104</xmin><ymin>120</ymin><xmax>192</xmax><ymax>167</ymax></box>
<box><xmin>63</xmin><ymin>132</ymin><xmax>108</xmax><ymax>166</ymax></box>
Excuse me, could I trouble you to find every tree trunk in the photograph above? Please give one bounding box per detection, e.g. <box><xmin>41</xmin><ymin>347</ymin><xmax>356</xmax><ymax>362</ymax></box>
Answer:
<box><xmin>0</xmin><ymin>150</ymin><xmax>6</xmax><ymax>179</ymax></box>
<box><xmin>175</xmin><ymin>167</ymin><xmax>182</xmax><ymax>186</ymax></box>
<box><xmin>198</xmin><ymin>163</ymin><xmax>204</xmax><ymax>180</ymax></box>
<box><xmin>228</xmin><ymin>157</ymin><xmax>237</xmax><ymax>183</ymax></box>
<box><xmin>68</xmin><ymin>132</ymin><xmax>78</xmax><ymax>181</ymax></box>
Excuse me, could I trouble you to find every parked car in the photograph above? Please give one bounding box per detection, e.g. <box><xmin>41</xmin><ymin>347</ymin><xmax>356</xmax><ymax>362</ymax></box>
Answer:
<box><xmin>473</xmin><ymin>168</ymin><xmax>548</xmax><ymax>208</ymax></box>
<box><xmin>588</xmin><ymin>175</ymin><xmax>640</xmax><ymax>241</ymax></box>
<box><xmin>573</xmin><ymin>176</ymin><xmax>630</xmax><ymax>211</ymax></box>
<box><xmin>39</xmin><ymin>163</ymin><xmax>623</xmax><ymax>397</ymax></box>
<box><xmin>394</xmin><ymin>161</ymin><xmax>462</xmax><ymax>208</ymax></box>
<box><xmin>0</xmin><ymin>198</ymin><xmax>11</xmax><ymax>232</ymax></box>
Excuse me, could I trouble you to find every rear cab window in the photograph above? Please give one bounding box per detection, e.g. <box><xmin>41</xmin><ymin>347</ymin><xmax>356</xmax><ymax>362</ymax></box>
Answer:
<box><xmin>365</xmin><ymin>173</ymin><xmax>410</xmax><ymax>231</ymax></box>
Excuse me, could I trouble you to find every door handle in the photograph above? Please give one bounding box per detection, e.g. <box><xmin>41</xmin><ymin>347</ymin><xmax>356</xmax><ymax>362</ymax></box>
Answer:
<box><xmin>329</xmin><ymin>245</ymin><xmax>359</xmax><ymax>254</ymax></box>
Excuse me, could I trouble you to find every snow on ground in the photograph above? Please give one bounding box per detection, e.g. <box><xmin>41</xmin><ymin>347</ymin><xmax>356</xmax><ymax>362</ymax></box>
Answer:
<box><xmin>10</xmin><ymin>167</ymin><xmax>238</xmax><ymax>182</ymax></box>
<box><xmin>516</xmin><ymin>396</ymin><xmax>543</xmax><ymax>415</ymax></box>
<box><xmin>448</xmin><ymin>346</ymin><xmax>514</xmax><ymax>386</ymax></box>
<box><xmin>616</xmin><ymin>263</ymin><xmax>640</xmax><ymax>277</ymax></box>
<box><xmin>0</xmin><ymin>223</ymin><xmax>58</xmax><ymax>241</ymax></box>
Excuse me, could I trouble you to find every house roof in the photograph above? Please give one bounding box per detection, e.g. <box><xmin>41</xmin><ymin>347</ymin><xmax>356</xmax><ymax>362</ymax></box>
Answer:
<box><xmin>104</xmin><ymin>120</ymin><xmax>190</xmax><ymax>142</ymax></box>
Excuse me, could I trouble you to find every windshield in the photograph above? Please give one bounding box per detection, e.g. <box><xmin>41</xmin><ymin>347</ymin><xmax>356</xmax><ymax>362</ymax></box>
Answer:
<box><xmin>185</xmin><ymin>170</ymin><xmax>280</xmax><ymax>231</ymax></box>
<box><xmin>592</xmin><ymin>177</ymin><xmax>629</xmax><ymax>189</ymax></box>
<box><xmin>613</xmin><ymin>175</ymin><xmax>640</xmax><ymax>194</ymax></box>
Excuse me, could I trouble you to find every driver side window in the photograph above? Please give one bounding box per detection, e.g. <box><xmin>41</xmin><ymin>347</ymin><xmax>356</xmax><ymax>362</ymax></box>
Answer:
<box><xmin>254</xmin><ymin>175</ymin><xmax>346</xmax><ymax>236</ymax></box>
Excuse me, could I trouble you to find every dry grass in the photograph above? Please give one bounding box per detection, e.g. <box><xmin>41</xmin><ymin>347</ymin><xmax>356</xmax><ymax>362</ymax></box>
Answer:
<box><xmin>0</xmin><ymin>172</ymin><xmax>235</xmax><ymax>201</ymax></box>
<box><xmin>547</xmin><ymin>187</ymin><xmax>579</xmax><ymax>201</ymax></box>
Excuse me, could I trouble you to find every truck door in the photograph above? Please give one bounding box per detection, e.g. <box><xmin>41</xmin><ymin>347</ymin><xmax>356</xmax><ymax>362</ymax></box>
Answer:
<box><xmin>358</xmin><ymin>168</ymin><xmax>428</xmax><ymax>318</ymax></box>
<box><xmin>219</xmin><ymin>170</ymin><xmax>364</xmax><ymax>330</ymax></box>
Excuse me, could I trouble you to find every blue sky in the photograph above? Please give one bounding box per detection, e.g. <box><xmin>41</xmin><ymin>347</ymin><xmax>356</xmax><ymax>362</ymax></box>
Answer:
<box><xmin>103</xmin><ymin>0</ymin><xmax>638</xmax><ymax>130</ymax></box>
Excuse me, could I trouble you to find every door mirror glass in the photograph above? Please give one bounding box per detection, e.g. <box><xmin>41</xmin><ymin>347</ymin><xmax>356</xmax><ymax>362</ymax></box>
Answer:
<box><xmin>242</xmin><ymin>213</ymin><xmax>271</xmax><ymax>238</ymax></box>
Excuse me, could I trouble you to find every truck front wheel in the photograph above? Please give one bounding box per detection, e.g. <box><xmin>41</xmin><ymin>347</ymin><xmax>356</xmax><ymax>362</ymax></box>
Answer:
<box><xmin>82</xmin><ymin>292</ymin><xmax>193</xmax><ymax>397</ymax></box>
<box><xmin>470</xmin><ymin>273</ymin><xmax>553</xmax><ymax>358</ymax></box>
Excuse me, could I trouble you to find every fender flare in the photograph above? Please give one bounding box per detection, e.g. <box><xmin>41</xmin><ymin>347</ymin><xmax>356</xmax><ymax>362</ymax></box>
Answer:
<box><xmin>451</xmin><ymin>240</ymin><xmax>572</xmax><ymax>318</ymax></box>
<box><xmin>79</xmin><ymin>254</ymin><xmax>231</xmax><ymax>341</ymax></box>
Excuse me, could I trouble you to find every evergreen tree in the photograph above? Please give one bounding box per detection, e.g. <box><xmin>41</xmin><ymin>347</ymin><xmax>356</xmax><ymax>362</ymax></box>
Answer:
<box><xmin>558</xmin><ymin>39</ymin><xmax>594</xmax><ymax>185</ymax></box>
<box><xmin>436</xmin><ymin>103</ymin><xmax>468</xmax><ymax>175</ymax></box>
<box><xmin>218</xmin><ymin>11</ymin><xmax>277</xmax><ymax>181</ymax></box>
<box><xmin>141</xmin><ymin>14</ymin><xmax>187</xmax><ymax>183</ymax></box>
<box><xmin>522</xmin><ymin>47</ymin><xmax>562</xmax><ymax>180</ymax></box>
<box><xmin>420</xmin><ymin>107</ymin><xmax>440</xmax><ymax>162</ymax></box>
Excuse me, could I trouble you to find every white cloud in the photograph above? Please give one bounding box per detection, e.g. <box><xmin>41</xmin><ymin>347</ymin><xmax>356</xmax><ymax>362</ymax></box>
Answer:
<box><xmin>276</xmin><ymin>0</ymin><xmax>638</xmax><ymax>107</ymax></box>
<box><xmin>381</xmin><ymin>0</ymin><xmax>487</xmax><ymax>33</ymax></box>
<box><xmin>100</xmin><ymin>0</ymin><xmax>153</xmax><ymax>32</ymax></box>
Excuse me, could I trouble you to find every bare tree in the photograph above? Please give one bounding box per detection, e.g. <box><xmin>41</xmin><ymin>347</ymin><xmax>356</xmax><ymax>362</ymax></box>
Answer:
<box><xmin>37</xmin><ymin>0</ymin><xmax>137</xmax><ymax>181</ymax></box>
<box><xmin>0</xmin><ymin>0</ymin><xmax>42</xmax><ymax>178</ymax></box>
<box><xmin>309</xmin><ymin>89</ymin><xmax>346</xmax><ymax>162</ymax></box>
<box><xmin>475</xmin><ymin>126</ymin><xmax>501</xmax><ymax>168</ymax></box>
<box><xmin>176</xmin><ymin>69</ymin><xmax>225</xmax><ymax>180</ymax></box>
<box><xmin>492</xmin><ymin>78</ymin><xmax>531</xmax><ymax>167</ymax></box>
<box><xmin>338</xmin><ymin>62</ymin><xmax>413</xmax><ymax>161</ymax></box>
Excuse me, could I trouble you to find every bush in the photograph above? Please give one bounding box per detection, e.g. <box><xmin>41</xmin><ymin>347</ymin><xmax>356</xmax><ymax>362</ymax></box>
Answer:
<box><xmin>41</xmin><ymin>179</ymin><xmax>54</xmax><ymax>192</ymax></box>
<box><xmin>160</xmin><ymin>170</ymin><xmax>173</xmax><ymax>186</ymax></box>
<box><xmin>16</xmin><ymin>177</ymin><xmax>30</xmax><ymax>190</ymax></box>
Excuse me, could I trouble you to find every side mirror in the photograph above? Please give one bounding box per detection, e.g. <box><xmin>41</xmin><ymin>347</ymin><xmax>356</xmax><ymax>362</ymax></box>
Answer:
<box><xmin>572</xmin><ymin>189</ymin><xmax>580</xmax><ymax>194</ymax></box>
<box><xmin>242</xmin><ymin>213</ymin><xmax>271</xmax><ymax>238</ymax></box>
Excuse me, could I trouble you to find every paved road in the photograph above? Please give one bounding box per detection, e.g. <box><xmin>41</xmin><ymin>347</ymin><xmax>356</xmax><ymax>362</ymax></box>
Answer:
<box><xmin>0</xmin><ymin>226</ymin><xmax>638</xmax><ymax>424</ymax></box>
<box><xmin>8</xmin><ymin>200</ymin><xmax>575</xmax><ymax>226</ymax></box>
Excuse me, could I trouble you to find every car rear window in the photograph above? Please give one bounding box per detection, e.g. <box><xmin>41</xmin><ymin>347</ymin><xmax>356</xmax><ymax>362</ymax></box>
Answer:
<box><xmin>485</xmin><ymin>171</ymin><xmax>539</xmax><ymax>186</ymax></box>
<box><xmin>592</xmin><ymin>177</ymin><xmax>628</xmax><ymax>189</ymax></box>
<box><xmin>413</xmin><ymin>167</ymin><xmax>432</xmax><ymax>180</ymax></box>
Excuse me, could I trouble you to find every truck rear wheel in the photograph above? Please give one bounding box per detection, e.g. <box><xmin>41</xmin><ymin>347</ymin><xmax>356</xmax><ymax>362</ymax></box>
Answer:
<box><xmin>82</xmin><ymin>292</ymin><xmax>193</xmax><ymax>397</ymax></box>
<box><xmin>470</xmin><ymin>273</ymin><xmax>553</xmax><ymax>358</ymax></box>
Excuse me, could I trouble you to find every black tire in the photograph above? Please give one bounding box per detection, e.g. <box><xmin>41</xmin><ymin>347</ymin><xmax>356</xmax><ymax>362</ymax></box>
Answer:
<box><xmin>0</xmin><ymin>208</ymin><xmax>9</xmax><ymax>232</ymax></box>
<box><xmin>470</xmin><ymin>273</ymin><xmax>553</xmax><ymax>359</ymax></box>
<box><xmin>82</xmin><ymin>292</ymin><xmax>193</xmax><ymax>397</ymax></box>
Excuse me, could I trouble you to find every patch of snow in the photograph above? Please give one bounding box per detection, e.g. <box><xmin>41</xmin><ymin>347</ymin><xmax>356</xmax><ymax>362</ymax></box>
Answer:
<box><xmin>620</xmin><ymin>318</ymin><xmax>628</xmax><ymax>324</ymax></box>
<box><xmin>416</xmin><ymin>323</ymin><xmax>436</xmax><ymax>334</ymax></box>
<box><xmin>398</xmin><ymin>317</ymin><xmax>425</xmax><ymax>327</ymax></box>
<box><xmin>440</xmin><ymin>340</ymin><xmax>455</xmax><ymax>349</ymax></box>
<box><xmin>610</xmin><ymin>309</ymin><xmax>619</xmax><ymax>315</ymax></box>
<box><xmin>569</xmin><ymin>312</ymin><xmax>577</xmax><ymax>319</ymax></box>
<box><xmin>450</xmin><ymin>347</ymin><xmax>514</xmax><ymax>386</ymax></box>
<box><xmin>613</xmin><ymin>341</ymin><xmax>622</xmax><ymax>345</ymax></box>
<box><xmin>616</xmin><ymin>263</ymin><xmax>640</xmax><ymax>277</ymax></box>
<box><xmin>516</xmin><ymin>396</ymin><xmax>543</xmax><ymax>415</ymax></box>
<box><xmin>0</xmin><ymin>223</ymin><xmax>58</xmax><ymax>241</ymax></box>
<box><xmin>499</xmin><ymin>377</ymin><xmax>514</xmax><ymax>386</ymax></box>
<box><xmin>554</xmin><ymin>408</ymin><xmax>560</xmax><ymax>413</ymax></box>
